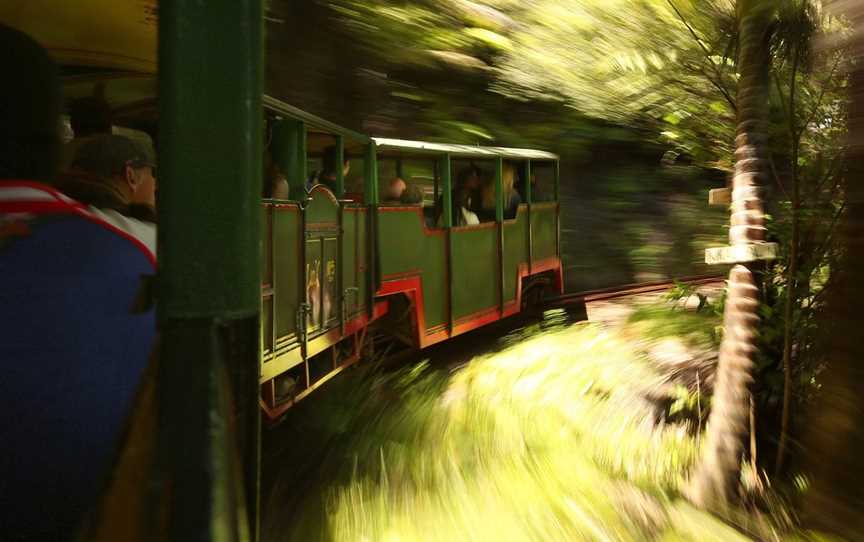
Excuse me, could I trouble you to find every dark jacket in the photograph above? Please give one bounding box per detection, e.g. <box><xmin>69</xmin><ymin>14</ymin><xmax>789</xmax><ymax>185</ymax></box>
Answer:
<box><xmin>55</xmin><ymin>171</ymin><xmax>156</xmax><ymax>223</ymax></box>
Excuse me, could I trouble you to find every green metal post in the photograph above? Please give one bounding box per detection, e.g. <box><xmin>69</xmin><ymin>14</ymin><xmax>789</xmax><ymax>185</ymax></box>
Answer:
<box><xmin>554</xmin><ymin>159</ymin><xmax>561</xmax><ymax>261</ymax></box>
<box><xmin>495</xmin><ymin>157</ymin><xmax>504</xmax><ymax>314</ymax></box>
<box><xmin>433</xmin><ymin>160</ymin><xmax>439</xmax><ymax>204</ymax></box>
<box><xmin>441</xmin><ymin>154</ymin><xmax>453</xmax><ymax>333</ymax></box>
<box><xmin>336</xmin><ymin>136</ymin><xmax>346</xmax><ymax>336</ymax></box>
<box><xmin>299</xmin><ymin>125</ymin><xmax>308</xmax><ymax>196</ymax></box>
<box><xmin>495</xmin><ymin>157</ymin><xmax>504</xmax><ymax>222</ymax></box>
<box><xmin>335</xmin><ymin>135</ymin><xmax>344</xmax><ymax>198</ymax></box>
<box><xmin>554</xmin><ymin>159</ymin><xmax>560</xmax><ymax>202</ymax></box>
<box><xmin>365</xmin><ymin>142</ymin><xmax>379</xmax><ymax>314</ymax></box>
<box><xmin>156</xmin><ymin>1</ymin><xmax>262</xmax><ymax>540</ymax></box>
<box><xmin>442</xmin><ymin>155</ymin><xmax>453</xmax><ymax>228</ymax></box>
<box><xmin>525</xmin><ymin>160</ymin><xmax>533</xmax><ymax>272</ymax></box>
<box><xmin>364</xmin><ymin>141</ymin><xmax>379</xmax><ymax>204</ymax></box>
<box><xmin>272</xmin><ymin>118</ymin><xmax>306</xmax><ymax>201</ymax></box>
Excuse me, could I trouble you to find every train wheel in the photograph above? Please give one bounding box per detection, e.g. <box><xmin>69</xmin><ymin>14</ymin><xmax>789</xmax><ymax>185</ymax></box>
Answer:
<box><xmin>521</xmin><ymin>277</ymin><xmax>551</xmax><ymax>312</ymax></box>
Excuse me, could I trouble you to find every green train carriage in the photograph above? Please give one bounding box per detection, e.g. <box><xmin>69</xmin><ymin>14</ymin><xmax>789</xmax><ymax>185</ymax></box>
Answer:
<box><xmin>372</xmin><ymin>138</ymin><xmax>562</xmax><ymax>350</ymax></box>
<box><xmin>260</xmin><ymin>116</ymin><xmax>564</xmax><ymax>419</ymax></box>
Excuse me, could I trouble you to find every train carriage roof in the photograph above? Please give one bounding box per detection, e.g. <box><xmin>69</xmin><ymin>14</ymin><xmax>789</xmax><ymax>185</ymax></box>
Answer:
<box><xmin>372</xmin><ymin>138</ymin><xmax>558</xmax><ymax>161</ymax></box>
<box><xmin>263</xmin><ymin>96</ymin><xmax>369</xmax><ymax>142</ymax></box>
<box><xmin>0</xmin><ymin>1</ymin><xmax>158</xmax><ymax>73</ymax></box>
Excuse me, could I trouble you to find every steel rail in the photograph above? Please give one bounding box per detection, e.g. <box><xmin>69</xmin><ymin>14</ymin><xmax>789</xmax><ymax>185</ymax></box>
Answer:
<box><xmin>545</xmin><ymin>274</ymin><xmax>726</xmax><ymax>307</ymax></box>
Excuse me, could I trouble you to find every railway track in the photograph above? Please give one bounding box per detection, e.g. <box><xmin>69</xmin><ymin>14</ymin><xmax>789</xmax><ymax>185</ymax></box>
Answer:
<box><xmin>545</xmin><ymin>274</ymin><xmax>726</xmax><ymax>308</ymax></box>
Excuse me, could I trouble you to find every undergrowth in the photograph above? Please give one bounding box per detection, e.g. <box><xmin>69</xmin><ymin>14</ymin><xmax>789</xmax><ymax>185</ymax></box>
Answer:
<box><xmin>268</xmin><ymin>317</ymin><xmax>798</xmax><ymax>541</ymax></box>
<box><xmin>627</xmin><ymin>281</ymin><xmax>724</xmax><ymax>349</ymax></box>
<box><xmin>280</xmin><ymin>326</ymin><xmax>788</xmax><ymax>541</ymax></box>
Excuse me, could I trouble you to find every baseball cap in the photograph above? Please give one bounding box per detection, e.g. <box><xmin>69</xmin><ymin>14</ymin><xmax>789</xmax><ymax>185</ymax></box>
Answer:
<box><xmin>71</xmin><ymin>134</ymin><xmax>156</xmax><ymax>179</ymax></box>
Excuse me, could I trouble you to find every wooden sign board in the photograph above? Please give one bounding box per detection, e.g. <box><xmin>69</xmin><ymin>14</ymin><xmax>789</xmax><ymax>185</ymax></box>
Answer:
<box><xmin>708</xmin><ymin>188</ymin><xmax>731</xmax><ymax>206</ymax></box>
<box><xmin>705</xmin><ymin>242</ymin><xmax>778</xmax><ymax>265</ymax></box>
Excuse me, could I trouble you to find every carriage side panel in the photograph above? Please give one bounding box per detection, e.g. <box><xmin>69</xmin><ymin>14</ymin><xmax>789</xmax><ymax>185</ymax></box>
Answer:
<box><xmin>341</xmin><ymin>206</ymin><xmax>366</xmax><ymax>317</ymax></box>
<box><xmin>376</xmin><ymin>207</ymin><xmax>448</xmax><ymax>334</ymax></box>
<box><xmin>451</xmin><ymin>224</ymin><xmax>498</xmax><ymax>322</ymax></box>
<box><xmin>271</xmin><ymin>203</ymin><xmax>301</xmax><ymax>354</ymax></box>
<box><xmin>502</xmin><ymin>206</ymin><xmax>529</xmax><ymax>306</ymax></box>
<box><xmin>532</xmin><ymin>202</ymin><xmax>558</xmax><ymax>261</ymax></box>
<box><xmin>341</xmin><ymin>208</ymin><xmax>356</xmax><ymax>315</ymax></box>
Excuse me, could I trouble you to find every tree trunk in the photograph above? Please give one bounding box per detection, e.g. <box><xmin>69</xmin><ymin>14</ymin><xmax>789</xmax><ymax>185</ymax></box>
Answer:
<box><xmin>803</xmin><ymin>2</ymin><xmax>864</xmax><ymax>536</ymax></box>
<box><xmin>688</xmin><ymin>0</ymin><xmax>772</xmax><ymax>510</ymax></box>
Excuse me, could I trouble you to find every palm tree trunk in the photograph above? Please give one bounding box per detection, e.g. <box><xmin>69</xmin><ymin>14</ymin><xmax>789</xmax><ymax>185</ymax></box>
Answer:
<box><xmin>803</xmin><ymin>2</ymin><xmax>864</xmax><ymax>535</ymax></box>
<box><xmin>688</xmin><ymin>0</ymin><xmax>772</xmax><ymax>509</ymax></box>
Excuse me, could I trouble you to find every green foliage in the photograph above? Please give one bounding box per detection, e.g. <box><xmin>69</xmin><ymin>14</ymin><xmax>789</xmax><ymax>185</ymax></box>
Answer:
<box><xmin>276</xmin><ymin>324</ymin><xmax>779</xmax><ymax>540</ymax></box>
<box><xmin>326</xmin><ymin>0</ymin><xmax>736</xmax><ymax>164</ymax></box>
<box><xmin>629</xmin><ymin>293</ymin><xmax>724</xmax><ymax>349</ymax></box>
<box><xmin>669</xmin><ymin>384</ymin><xmax>702</xmax><ymax>417</ymax></box>
<box><xmin>750</xmin><ymin>2</ymin><xmax>849</xmax><ymax>473</ymax></box>
<box><xmin>493</xmin><ymin>0</ymin><xmax>739</xmax><ymax>167</ymax></box>
<box><xmin>266</xmin><ymin>314</ymin><xmax>806</xmax><ymax>540</ymax></box>
<box><xmin>665</xmin><ymin>280</ymin><xmax>702</xmax><ymax>308</ymax></box>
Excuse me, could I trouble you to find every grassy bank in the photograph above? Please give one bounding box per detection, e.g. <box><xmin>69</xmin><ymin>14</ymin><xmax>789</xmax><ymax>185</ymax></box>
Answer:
<box><xmin>264</xmin><ymin>306</ymin><xmax>804</xmax><ymax>541</ymax></box>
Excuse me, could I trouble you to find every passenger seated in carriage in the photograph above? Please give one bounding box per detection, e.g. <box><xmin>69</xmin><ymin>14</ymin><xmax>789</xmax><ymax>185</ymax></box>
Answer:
<box><xmin>436</xmin><ymin>164</ymin><xmax>482</xmax><ymax>226</ymax></box>
<box><xmin>400</xmin><ymin>183</ymin><xmax>424</xmax><ymax>205</ymax></box>
<box><xmin>263</xmin><ymin>151</ymin><xmax>290</xmax><ymax>199</ymax></box>
<box><xmin>438</xmin><ymin>184</ymin><xmax>479</xmax><ymax>227</ymax></box>
<box><xmin>0</xmin><ymin>24</ymin><xmax>157</xmax><ymax>541</ymax></box>
<box><xmin>455</xmin><ymin>185</ymin><xmax>480</xmax><ymax>226</ymax></box>
<box><xmin>56</xmin><ymin>134</ymin><xmax>157</xmax><ymax>253</ymax></box>
<box><xmin>308</xmin><ymin>145</ymin><xmax>350</xmax><ymax>193</ymax></box>
<box><xmin>479</xmin><ymin>162</ymin><xmax>521</xmax><ymax>221</ymax></box>
<box><xmin>383</xmin><ymin>176</ymin><xmax>407</xmax><ymax>202</ymax></box>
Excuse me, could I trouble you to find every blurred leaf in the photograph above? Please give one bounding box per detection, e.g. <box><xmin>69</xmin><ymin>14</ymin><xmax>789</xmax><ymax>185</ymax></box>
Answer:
<box><xmin>464</xmin><ymin>27</ymin><xmax>512</xmax><ymax>50</ymax></box>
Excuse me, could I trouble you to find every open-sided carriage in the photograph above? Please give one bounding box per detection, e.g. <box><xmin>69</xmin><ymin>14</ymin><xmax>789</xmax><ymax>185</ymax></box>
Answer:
<box><xmin>260</xmin><ymin>113</ymin><xmax>563</xmax><ymax>418</ymax></box>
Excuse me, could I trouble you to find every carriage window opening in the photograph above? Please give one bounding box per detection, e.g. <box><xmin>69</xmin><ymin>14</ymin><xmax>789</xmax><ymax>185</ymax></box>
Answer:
<box><xmin>341</xmin><ymin>139</ymin><xmax>367</xmax><ymax>201</ymax></box>
<box><xmin>501</xmin><ymin>160</ymin><xmax>523</xmax><ymax>220</ymax></box>
<box><xmin>443</xmin><ymin>158</ymin><xmax>521</xmax><ymax>224</ymax></box>
<box><xmin>377</xmin><ymin>156</ymin><xmax>436</xmax><ymax>206</ymax></box>
<box><xmin>307</xmin><ymin>156</ymin><xmax>322</xmax><ymax>177</ymax></box>
<box><xmin>306</xmin><ymin>131</ymin><xmax>341</xmax><ymax>194</ymax></box>
<box><xmin>446</xmin><ymin>159</ymin><xmax>487</xmax><ymax>227</ymax></box>
<box><xmin>262</xmin><ymin>126</ymin><xmax>289</xmax><ymax>200</ymax></box>
<box><xmin>531</xmin><ymin>162</ymin><xmax>556</xmax><ymax>203</ymax></box>
<box><xmin>263</xmin><ymin>116</ymin><xmax>311</xmax><ymax>199</ymax></box>
<box><xmin>378</xmin><ymin>158</ymin><xmax>398</xmax><ymax>197</ymax></box>
<box><xmin>401</xmin><ymin>158</ymin><xmax>436</xmax><ymax>205</ymax></box>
